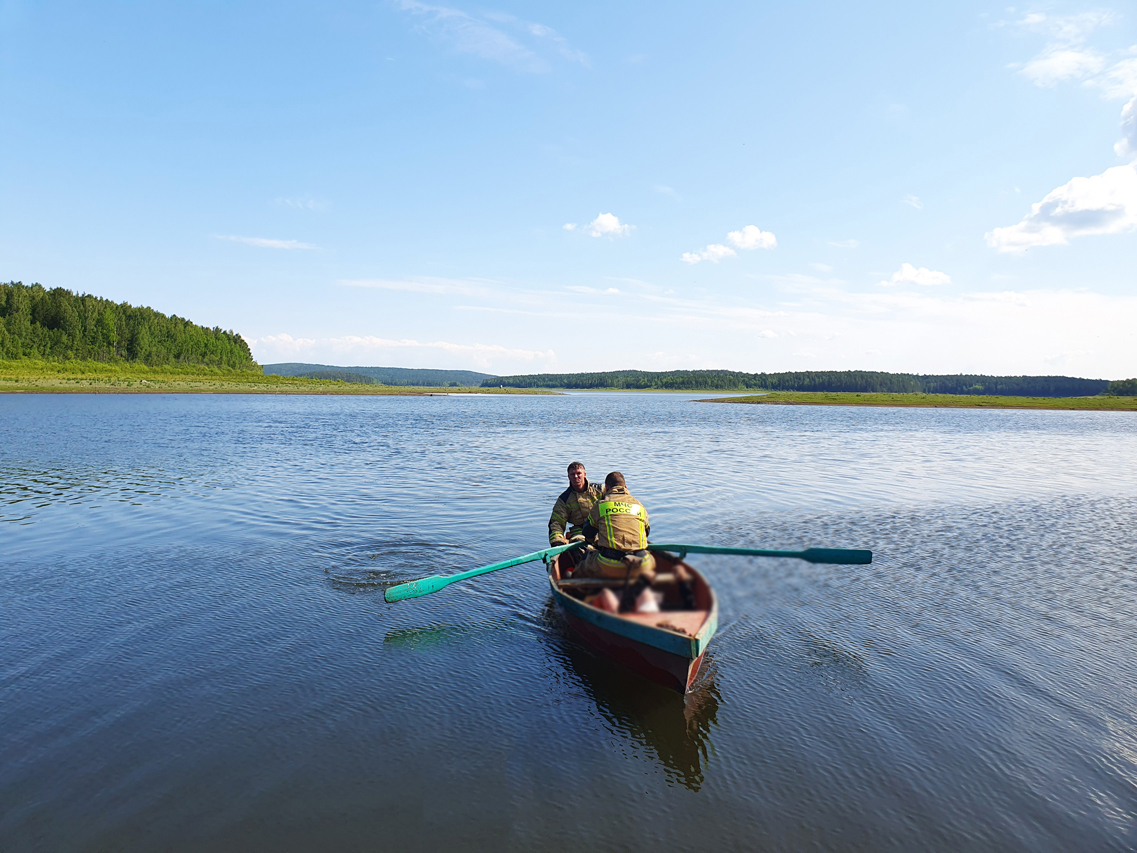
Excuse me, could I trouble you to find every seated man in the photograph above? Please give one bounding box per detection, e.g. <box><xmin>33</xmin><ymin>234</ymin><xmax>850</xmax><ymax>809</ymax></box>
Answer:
<box><xmin>548</xmin><ymin>461</ymin><xmax>604</xmax><ymax>547</ymax></box>
<box><xmin>578</xmin><ymin>471</ymin><xmax>657</xmax><ymax>590</ymax></box>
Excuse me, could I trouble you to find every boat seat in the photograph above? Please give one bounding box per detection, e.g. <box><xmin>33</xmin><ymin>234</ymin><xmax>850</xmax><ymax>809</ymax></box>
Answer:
<box><xmin>556</xmin><ymin>574</ymin><xmax>677</xmax><ymax>589</ymax></box>
<box><xmin>620</xmin><ymin>610</ymin><xmax>708</xmax><ymax>637</ymax></box>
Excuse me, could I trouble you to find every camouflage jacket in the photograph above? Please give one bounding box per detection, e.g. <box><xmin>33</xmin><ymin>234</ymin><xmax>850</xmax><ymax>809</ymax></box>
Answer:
<box><xmin>548</xmin><ymin>480</ymin><xmax>604</xmax><ymax>546</ymax></box>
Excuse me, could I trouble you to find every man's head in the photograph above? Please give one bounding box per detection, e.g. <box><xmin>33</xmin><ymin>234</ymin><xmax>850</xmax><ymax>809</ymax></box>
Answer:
<box><xmin>604</xmin><ymin>471</ymin><xmax>626</xmax><ymax>491</ymax></box>
<box><xmin>567</xmin><ymin>461</ymin><xmax>587</xmax><ymax>492</ymax></box>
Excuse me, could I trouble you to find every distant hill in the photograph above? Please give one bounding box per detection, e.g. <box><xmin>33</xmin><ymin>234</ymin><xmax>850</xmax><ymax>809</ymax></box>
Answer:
<box><xmin>483</xmin><ymin>369</ymin><xmax>1111</xmax><ymax>397</ymax></box>
<box><xmin>1</xmin><ymin>281</ymin><xmax>255</xmax><ymax>369</ymax></box>
<box><xmin>263</xmin><ymin>363</ymin><xmax>495</xmax><ymax>387</ymax></box>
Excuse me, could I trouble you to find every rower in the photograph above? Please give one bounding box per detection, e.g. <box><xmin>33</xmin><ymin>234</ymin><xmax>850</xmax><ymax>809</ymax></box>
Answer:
<box><xmin>577</xmin><ymin>472</ymin><xmax>659</xmax><ymax>610</ymax></box>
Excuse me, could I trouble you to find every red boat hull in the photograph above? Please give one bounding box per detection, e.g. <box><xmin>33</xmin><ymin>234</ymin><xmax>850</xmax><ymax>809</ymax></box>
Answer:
<box><xmin>559</xmin><ymin>604</ymin><xmax>707</xmax><ymax>692</ymax></box>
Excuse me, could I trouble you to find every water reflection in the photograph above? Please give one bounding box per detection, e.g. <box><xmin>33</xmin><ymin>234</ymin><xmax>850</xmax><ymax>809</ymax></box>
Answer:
<box><xmin>540</xmin><ymin>601</ymin><xmax>720</xmax><ymax>791</ymax></box>
<box><xmin>383</xmin><ymin>616</ymin><xmax>518</xmax><ymax>651</ymax></box>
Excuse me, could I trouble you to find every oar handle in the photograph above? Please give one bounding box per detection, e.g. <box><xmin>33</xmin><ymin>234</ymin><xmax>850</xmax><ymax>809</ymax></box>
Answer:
<box><xmin>649</xmin><ymin>543</ymin><xmax>872</xmax><ymax>565</ymax></box>
<box><xmin>384</xmin><ymin>541</ymin><xmax>585</xmax><ymax>603</ymax></box>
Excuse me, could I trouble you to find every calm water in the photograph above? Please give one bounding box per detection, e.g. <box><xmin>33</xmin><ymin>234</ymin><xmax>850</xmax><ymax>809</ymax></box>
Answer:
<box><xmin>2</xmin><ymin>393</ymin><xmax>1136</xmax><ymax>851</ymax></box>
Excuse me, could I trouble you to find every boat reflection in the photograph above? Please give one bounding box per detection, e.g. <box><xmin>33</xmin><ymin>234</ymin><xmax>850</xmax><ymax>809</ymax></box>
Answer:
<box><xmin>541</xmin><ymin>601</ymin><xmax>721</xmax><ymax>791</ymax></box>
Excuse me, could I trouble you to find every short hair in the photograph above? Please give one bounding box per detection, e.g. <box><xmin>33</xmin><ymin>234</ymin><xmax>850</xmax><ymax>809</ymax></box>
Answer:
<box><xmin>604</xmin><ymin>471</ymin><xmax>625</xmax><ymax>489</ymax></box>
<box><xmin>567</xmin><ymin>461</ymin><xmax>585</xmax><ymax>474</ymax></box>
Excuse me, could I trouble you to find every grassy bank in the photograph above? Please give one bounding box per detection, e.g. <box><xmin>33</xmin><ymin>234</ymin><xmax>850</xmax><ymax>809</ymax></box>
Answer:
<box><xmin>700</xmin><ymin>391</ymin><xmax>1137</xmax><ymax>411</ymax></box>
<box><xmin>0</xmin><ymin>361</ymin><xmax>552</xmax><ymax>395</ymax></box>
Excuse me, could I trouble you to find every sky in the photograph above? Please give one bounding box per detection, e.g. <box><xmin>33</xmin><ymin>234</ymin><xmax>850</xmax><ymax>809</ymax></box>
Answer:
<box><xmin>2</xmin><ymin>1</ymin><xmax>1135</xmax><ymax>378</ymax></box>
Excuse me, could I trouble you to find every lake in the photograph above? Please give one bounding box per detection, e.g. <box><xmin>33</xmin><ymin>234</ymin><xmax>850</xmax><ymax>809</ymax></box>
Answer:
<box><xmin>2</xmin><ymin>393</ymin><xmax>1135</xmax><ymax>851</ymax></box>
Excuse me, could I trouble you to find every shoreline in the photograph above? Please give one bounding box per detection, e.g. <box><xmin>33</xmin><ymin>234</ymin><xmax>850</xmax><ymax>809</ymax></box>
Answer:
<box><xmin>698</xmin><ymin>391</ymin><xmax>1137</xmax><ymax>411</ymax></box>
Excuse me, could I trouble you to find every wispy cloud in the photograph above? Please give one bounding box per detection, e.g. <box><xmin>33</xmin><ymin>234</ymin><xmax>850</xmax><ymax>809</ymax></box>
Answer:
<box><xmin>1118</xmin><ymin>94</ymin><xmax>1137</xmax><ymax>158</ymax></box>
<box><xmin>396</xmin><ymin>2</ymin><xmax>587</xmax><ymax>73</ymax></box>
<box><xmin>274</xmin><ymin>197</ymin><xmax>328</xmax><ymax>212</ymax></box>
<box><xmin>654</xmin><ymin>184</ymin><xmax>680</xmax><ymax>200</ymax></box>
<box><xmin>252</xmin><ymin>332</ymin><xmax>556</xmax><ymax>369</ymax></box>
<box><xmin>902</xmin><ymin>194</ymin><xmax>923</xmax><ymax>210</ymax></box>
<box><xmin>880</xmin><ymin>263</ymin><xmax>952</xmax><ymax>287</ymax></box>
<box><xmin>567</xmin><ymin>285</ymin><xmax>620</xmax><ymax>294</ymax></box>
<box><xmin>339</xmin><ymin>276</ymin><xmax>496</xmax><ymax>297</ymax></box>
<box><xmin>526</xmin><ymin>22</ymin><xmax>590</xmax><ymax>67</ymax></box>
<box><xmin>828</xmin><ymin>238</ymin><xmax>859</xmax><ymax>249</ymax></box>
<box><xmin>1005</xmin><ymin>10</ymin><xmax>1135</xmax><ymax>96</ymax></box>
<box><xmin>810</xmin><ymin>262</ymin><xmax>833</xmax><ymax>272</ymax></box>
<box><xmin>682</xmin><ymin>224</ymin><xmax>776</xmax><ymax>263</ymax></box>
<box><xmin>216</xmin><ymin>235</ymin><xmax>318</xmax><ymax>250</ymax></box>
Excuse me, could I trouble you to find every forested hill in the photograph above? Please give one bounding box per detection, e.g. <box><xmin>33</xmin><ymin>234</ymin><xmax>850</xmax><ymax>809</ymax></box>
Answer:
<box><xmin>483</xmin><ymin>369</ymin><xmax>1111</xmax><ymax>397</ymax></box>
<box><xmin>1</xmin><ymin>281</ymin><xmax>255</xmax><ymax>369</ymax></box>
<box><xmin>263</xmin><ymin>363</ymin><xmax>493</xmax><ymax>387</ymax></box>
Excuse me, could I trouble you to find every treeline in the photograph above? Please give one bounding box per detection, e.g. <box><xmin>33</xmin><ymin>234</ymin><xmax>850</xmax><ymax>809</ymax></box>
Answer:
<box><xmin>1104</xmin><ymin>378</ymin><xmax>1137</xmax><ymax>396</ymax></box>
<box><xmin>299</xmin><ymin>370</ymin><xmax>375</xmax><ymax>384</ymax></box>
<box><xmin>483</xmin><ymin>369</ymin><xmax>1111</xmax><ymax>397</ymax></box>
<box><xmin>0</xmin><ymin>281</ymin><xmax>256</xmax><ymax>369</ymax></box>
<box><xmin>264</xmin><ymin>363</ymin><xmax>493</xmax><ymax>387</ymax></box>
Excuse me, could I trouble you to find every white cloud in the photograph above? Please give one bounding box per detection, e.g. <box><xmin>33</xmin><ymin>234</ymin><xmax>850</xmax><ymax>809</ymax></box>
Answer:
<box><xmin>585</xmin><ymin>213</ymin><xmax>634</xmax><ymax>238</ymax></box>
<box><xmin>828</xmin><ymin>238</ymin><xmax>860</xmax><ymax>249</ymax></box>
<box><xmin>562</xmin><ymin>222</ymin><xmax>577</xmax><ymax>231</ymax></box>
<box><xmin>985</xmin><ymin>164</ymin><xmax>1137</xmax><ymax>252</ymax></box>
<box><xmin>726</xmin><ymin>224</ymin><xmax>777</xmax><ymax>250</ymax></box>
<box><xmin>216</xmin><ymin>235</ymin><xmax>318</xmax><ymax>250</ymax></box>
<box><xmin>683</xmin><ymin>224</ymin><xmax>776</xmax><ymax>263</ymax></box>
<box><xmin>654</xmin><ymin>185</ymin><xmax>680</xmax><ymax>200</ymax></box>
<box><xmin>902</xmin><ymin>194</ymin><xmax>924</xmax><ymax>210</ymax></box>
<box><xmin>1117</xmin><ymin>94</ymin><xmax>1137</xmax><ymax>159</ymax></box>
<box><xmin>880</xmin><ymin>263</ymin><xmax>952</xmax><ymax>287</ymax></box>
<box><xmin>681</xmin><ymin>244</ymin><xmax>736</xmax><ymax>264</ymax></box>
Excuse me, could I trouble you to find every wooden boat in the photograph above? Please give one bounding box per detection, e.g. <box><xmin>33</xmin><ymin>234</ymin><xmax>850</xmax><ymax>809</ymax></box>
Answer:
<box><xmin>546</xmin><ymin>546</ymin><xmax>719</xmax><ymax>694</ymax></box>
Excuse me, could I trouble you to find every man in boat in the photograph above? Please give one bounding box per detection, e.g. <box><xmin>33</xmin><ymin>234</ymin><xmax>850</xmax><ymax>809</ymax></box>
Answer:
<box><xmin>577</xmin><ymin>471</ymin><xmax>656</xmax><ymax>584</ymax></box>
<box><xmin>578</xmin><ymin>472</ymin><xmax>698</xmax><ymax>612</ymax></box>
<box><xmin>548</xmin><ymin>461</ymin><xmax>604</xmax><ymax>547</ymax></box>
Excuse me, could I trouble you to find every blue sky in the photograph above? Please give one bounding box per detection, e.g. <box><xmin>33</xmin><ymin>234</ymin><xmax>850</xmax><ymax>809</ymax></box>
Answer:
<box><xmin>2</xmin><ymin>1</ymin><xmax>1135</xmax><ymax>377</ymax></box>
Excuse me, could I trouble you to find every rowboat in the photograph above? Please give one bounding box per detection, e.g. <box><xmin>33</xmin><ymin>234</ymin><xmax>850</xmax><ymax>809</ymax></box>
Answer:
<box><xmin>546</xmin><ymin>546</ymin><xmax>719</xmax><ymax>694</ymax></box>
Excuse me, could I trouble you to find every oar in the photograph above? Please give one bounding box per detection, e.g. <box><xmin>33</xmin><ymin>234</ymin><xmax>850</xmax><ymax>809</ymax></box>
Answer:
<box><xmin>649</xmin><ymin>543</ymin><xmax>872</xmax><ymax>564</ymax></box>
<box><xmin>384</xmin><ymin>541</ymin><xmax>586</xmax><ymax>603</ymax></box>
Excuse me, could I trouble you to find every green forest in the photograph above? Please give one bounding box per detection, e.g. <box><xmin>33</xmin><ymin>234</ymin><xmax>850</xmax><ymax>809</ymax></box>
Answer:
<box><xmin>483</xmin><ymin>369</ymin><xmax>1114</xmax><ymax>397</ymax></box>
<box><xmin>1104</xmin><ymin>378</ymin><xmax>1137</xmax><ymax>395</ymax></box>
<box><xmin>0</xmin><ymin>281</ymin><xmax>256</xmax><ymax>369</ymax></box>
<box><xmin>264</xmin><ymin>363</ymin><xmax>493</xmax><ymax>387</ymax></box>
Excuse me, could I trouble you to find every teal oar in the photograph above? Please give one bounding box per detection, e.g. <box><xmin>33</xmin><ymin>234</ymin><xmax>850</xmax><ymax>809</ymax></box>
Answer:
<box><xmin>649</xmin><ymin>543</ymin><xmax>872</xmax><ymax>564</ymax></box>
<box><xmin>384</xmin><ymin>541</ymin><xmax>586</xmax><ymax>603</ymax></box>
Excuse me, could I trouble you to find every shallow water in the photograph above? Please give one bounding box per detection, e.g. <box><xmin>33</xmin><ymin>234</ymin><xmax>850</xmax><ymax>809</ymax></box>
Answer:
<box><xmin>2</xmin><ymin>393</ymin><xmax>1135</xmax><ymax>851</ymax></box>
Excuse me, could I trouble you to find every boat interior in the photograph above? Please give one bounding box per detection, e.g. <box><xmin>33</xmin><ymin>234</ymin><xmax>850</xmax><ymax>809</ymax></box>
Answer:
<box><xmin>549</xmin><ymin>547</ymin><xmax>713</xmax><ymax>637</ymax></box>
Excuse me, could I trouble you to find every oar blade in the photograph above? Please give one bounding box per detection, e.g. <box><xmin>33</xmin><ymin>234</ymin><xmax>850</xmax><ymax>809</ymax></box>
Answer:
<box><xmin>384</xmin><ymin>575</ymin><xmax>451</xmax><ymax>603</ymax></box>
<box><xmin>799</xmin><ymin>547</ymin><xmax>872</xmax><ymax>565</ymax></box>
